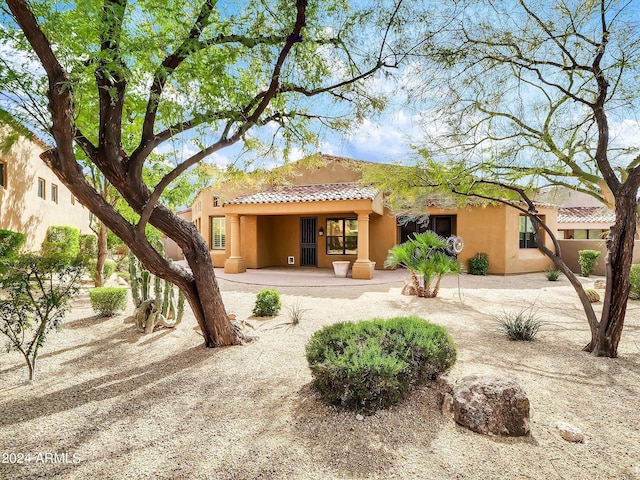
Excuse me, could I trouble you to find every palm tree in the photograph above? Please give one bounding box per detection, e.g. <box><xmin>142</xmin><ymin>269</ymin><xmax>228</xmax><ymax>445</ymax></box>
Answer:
<box><xmin>385</xmin><ymin>231</ymin><xmax>462</xmax><ymax>298</ymax></box>
<box><xmin>384</xmin><ymin>236</ymin><xmax>425</xmax><ymax>296</ymax></box>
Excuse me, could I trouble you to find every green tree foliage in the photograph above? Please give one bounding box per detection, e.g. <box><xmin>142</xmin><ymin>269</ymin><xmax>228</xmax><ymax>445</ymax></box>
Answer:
<box><xmin>374</xmin><ymin>0</ymin><xmax>640</xmax><ymax>357</ymax></box>
<box><xmin>385</xmin><ymin>231</ymin><xmax>461</xmax><ymax>298</ymax></box>
<box><xmin>40</xmin><ymin>226</ymin><xmax>80</xmax><ymax>263</ymax></box>
<box><xmin>0</xmin><ymin>254</ymin><xmax>84</xmax><ymax>381</ymax></box>
<box><xmin>0</xmin><ymin>229</ymin><xmax>25</xmax><ymax>260</ymax></box>
<box><xmin>1</xmin><ymin>0</ymin><xmax>421</xmax><ymax>348</ymax></box>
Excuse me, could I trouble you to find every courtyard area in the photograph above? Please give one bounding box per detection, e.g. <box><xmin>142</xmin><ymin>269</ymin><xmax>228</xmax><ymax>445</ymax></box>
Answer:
<box><xmin>1</xmin><ymin>271</ymin><xmax>639</xmax><ymax>479</ymax></box>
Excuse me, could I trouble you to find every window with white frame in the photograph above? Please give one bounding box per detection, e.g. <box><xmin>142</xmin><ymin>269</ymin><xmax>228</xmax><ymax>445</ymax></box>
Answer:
<box><xmin>51</xmin><ymin>183</ymin><xmax>58</xmax><ymax>203</ymax></box>
<box><xmin>210</xmin><ymin>216</ymin><xmax>226</xmax><ymax>250</ymax></box>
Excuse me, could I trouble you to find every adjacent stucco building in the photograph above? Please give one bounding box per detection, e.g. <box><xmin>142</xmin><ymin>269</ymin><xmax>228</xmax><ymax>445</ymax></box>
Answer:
<box><xmin>0</xmin><ymin>127</ymin><xmax>92</xmax><ymax>250</ymax></box>
<box><xmin>180</xmin><ymin>154</ymin><xmax>557</xmax><ymax>277</ymax></box>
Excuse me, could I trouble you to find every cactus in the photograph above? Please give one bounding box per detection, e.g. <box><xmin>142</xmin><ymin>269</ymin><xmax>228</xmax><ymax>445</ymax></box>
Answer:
<box><xmin>128</xmin><ymin>250</ymin><xmax>186</xmax><ymax>333</ymax></box>
<box><xmin>128</xmin><ymin>251</ymin><xmax>140</xmax><ymax>307</ymax></box>
<box><xmin>584</xmin><ymin>287</ymin><xmax>600</xmax><ymax>303</ymax></box>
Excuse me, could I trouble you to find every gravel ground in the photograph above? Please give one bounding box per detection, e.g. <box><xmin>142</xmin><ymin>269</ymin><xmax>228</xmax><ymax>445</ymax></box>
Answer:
<box><xmin>1</xmin><ymin>272</ymin><xmax>639</xmax><ymax>479</ymax></box>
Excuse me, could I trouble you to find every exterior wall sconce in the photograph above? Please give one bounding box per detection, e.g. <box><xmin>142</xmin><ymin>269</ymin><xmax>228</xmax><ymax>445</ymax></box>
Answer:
<box><xmin>318</xmin><ymin>227</ymin><xmax>324</xmax><ymax>236</ymax></box>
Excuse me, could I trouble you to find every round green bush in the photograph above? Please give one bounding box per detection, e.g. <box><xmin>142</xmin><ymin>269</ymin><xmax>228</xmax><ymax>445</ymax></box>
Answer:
<box><xmin>629</xmin><ymin>264</ymin><xmax>640</xmax><ymax>300</ymax></box>
<box><xmin>253</xmin><ymin>289</ymin><xmax>281</xmax><ymax>316</ymax></box>
<box><xmin>306</xmin><ymin>316</ymin><xmax>457</xmax><ymax>414</ymax></box>
<box><xmin>469</xmin><ymin>252</ymin><xmax>489</xmax><ymax>275</ymax></box>
<box><xmin>578</xmin><ymin>249</ymin><xmax>601</xmax><ymax>277</ymax></box>
<box><xmin>103</xmin><ymin>259</ymin><xmax>117</xmax><ymax>280</ymax></box>
<box><xmin>89</xmin><ymin>287</ymin><xmax>127</xmax><ymax>317</ymax></box>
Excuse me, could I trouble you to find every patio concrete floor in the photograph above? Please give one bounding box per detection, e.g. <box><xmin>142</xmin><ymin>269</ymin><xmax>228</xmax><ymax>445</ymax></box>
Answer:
<box><xmin>176</xmin><ymin>262</ymin><xmax>409</xmax><ymax>287</ymax></box>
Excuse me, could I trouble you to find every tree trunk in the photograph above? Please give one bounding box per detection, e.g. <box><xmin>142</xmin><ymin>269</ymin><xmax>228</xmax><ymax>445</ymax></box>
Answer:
<box><xmin>584</xmin><ymin>194</ymin><xmax>637</xmax><ymax>357</ymax></box>
<box><xmin>23</xmin><ymin>353</ymin><xmax>36</xmax><ymax>381</ymax></box>
<box><xmin>167</xmin><ymin>224</ymin><xmax>243</xmax><ymax>347</ymax></box>
<box><xmin>42</xmin><ymin>148</ymin><xmax>243</xmax><ymax>348</ymax></box>
<box><xmin>95</xmin><ymin>219</ymin><xmax>108</xmax><ymax>287</ymax></box>
<box><xmin>123</xmin><ymin>209</ymin><xmax>244</xmax><ymax>348</ymax></box>
<box><xmin>6</xmin><ymin>0</ymin><xmax>243</xmax><ymax>349</ymax></box>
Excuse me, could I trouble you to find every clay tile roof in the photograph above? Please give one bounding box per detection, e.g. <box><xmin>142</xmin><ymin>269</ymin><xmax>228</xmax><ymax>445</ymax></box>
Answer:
<box><xmin>557</xmin><ymin>207</ymin><xmax>615</xmax><ymax>224</ymax></box>
<box><xmin>224</xmin><ymin>183</ymin><xmax>378</xmax><ymax>205</ymax></box>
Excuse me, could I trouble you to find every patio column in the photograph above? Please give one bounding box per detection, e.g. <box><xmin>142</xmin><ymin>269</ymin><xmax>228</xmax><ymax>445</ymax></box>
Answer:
<box><xmin>224</xmin><ymin>214</ymin><xmax>246</xmax><ymax>274</ymax></box>
<box><xmin>352</xmin><ymin>211</ymin><xmax>375</xmax><ymax>280</ymax></box>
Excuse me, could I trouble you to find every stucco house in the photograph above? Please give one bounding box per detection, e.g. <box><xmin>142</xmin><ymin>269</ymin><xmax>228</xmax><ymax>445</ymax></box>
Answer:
<box><xmin>0</xmin><ymin>125</ymin><xmax>92</xmax><ymax>250</ymax></box>
<box><xmin>180</xmin><ymin>154</ymin><xmax>557</xmax><ymax>277</ymax></box>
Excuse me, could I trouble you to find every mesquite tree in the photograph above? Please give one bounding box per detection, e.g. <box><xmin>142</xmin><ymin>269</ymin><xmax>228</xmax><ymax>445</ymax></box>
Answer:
<box><xmin>1</xmin><ymin>0</ymin><xmax>415</xmax><ymax>347</ymax></box>
<box><xmin>406</xmin><ymin>0</ymin><xmax>640</xmax><ymax>357</ymax></box>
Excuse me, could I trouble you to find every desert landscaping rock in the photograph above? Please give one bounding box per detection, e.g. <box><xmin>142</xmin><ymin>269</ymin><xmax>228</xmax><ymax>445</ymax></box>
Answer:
<box><xmin>450</xmin><ymin>374</ymin><xmax>530</xmax><ymax>437</ymax></box>
<box><xmin>556</xmin><ymin>421</ymin><xmax>584</xmax><ymax>443</ymax></box>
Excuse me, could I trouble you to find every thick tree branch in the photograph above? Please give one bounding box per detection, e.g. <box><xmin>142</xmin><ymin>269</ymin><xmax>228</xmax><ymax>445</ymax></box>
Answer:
<box><xmin>95</xmin><ymin>0</ymin><xmax>128</xmax><ymax>173</ymax></box>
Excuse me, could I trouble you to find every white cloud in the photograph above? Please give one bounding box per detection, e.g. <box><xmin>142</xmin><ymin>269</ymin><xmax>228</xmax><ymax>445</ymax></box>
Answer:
<box><xmin>610</xmin><ymin>119</ymin><xmax>640</xmax><ymax>149</ymax></box>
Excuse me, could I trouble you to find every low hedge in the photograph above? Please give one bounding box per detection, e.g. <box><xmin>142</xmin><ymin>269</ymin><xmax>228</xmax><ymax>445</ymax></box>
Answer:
<box><xmin>89</xmin><ymin>287</ymin><xmax>127</xmax><ymax>317</ymax></box>
<box><xmin>306</xmin><ymin>316</ymin><xmax>457</xmax><ymax>414</ymax></box>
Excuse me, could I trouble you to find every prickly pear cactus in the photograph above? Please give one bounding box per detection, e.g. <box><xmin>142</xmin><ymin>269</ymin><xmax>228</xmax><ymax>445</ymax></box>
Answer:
<box><xmin>128</xmin><ymin>250</ymin><xmax>186</xmax><ymax>333</ymax></box>
<box><xmin>584</xmin><ymin>287</ymin><xmax>600</xmax><ymax>303</ymax></box>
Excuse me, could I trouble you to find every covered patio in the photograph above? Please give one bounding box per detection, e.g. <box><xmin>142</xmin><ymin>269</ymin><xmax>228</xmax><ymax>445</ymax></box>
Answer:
<box><xmin>220</xmin><ymin>183</ymin><xmax>392</xmax><ymax>280</ymax></box>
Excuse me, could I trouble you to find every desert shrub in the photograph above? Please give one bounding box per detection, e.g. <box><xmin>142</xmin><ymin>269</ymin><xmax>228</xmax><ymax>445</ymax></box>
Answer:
<box><xmin>0</xmin><ymin>253</ymin><xmax>84</xmax><ymax>380</ymax></box>
<box><xmin>78</xmin><ymin>234</ymin><xmax>97</xmax><ymax>263</ymax></box>
<box><xmin>89</xmin><ymin>258</ymin><xmax>118</xmax><ymax>284</ymax></box>
<box><xmin>629</xmin><ymin>265</ymin><xmax>640</xmax><ymax>300</ymax></box>
<box><xmin>306</xmin><ymin>316</ymin><xmax>457</xmax><ymax>414</ymax></box>
<box><xmin>584</xmin><ymin>287</ymin><xmax>600</xmax><ymax>303</ymax></box>
<box><xmin>578</xmin><ymin>249</ymin><xmax>601</xmax><ymax>277</ymax></box>
<box><xmin>469</xmin><ymin>252</ymin><xmax>489</xmax><ymax>275</ymax></box>
<box><xmin>497</xmin><ymin>307</ymin><xmax>543</xmax><ymax>341</ymax></box>
<box><xmin>0</xmin><ymin>229</ymin><xmax>25</xmax><ymax>259</ymax></box>
<box><xmin>545</xmin><ymin>268</ymin><xmax>561</xmax><ymax>281</ymax></box>
<box><xmin>89</xmin><ymin>287</ymin><xmax>127</xmax><ymax>317</ymax></box>
<box><xmin>41</xmin><ymin>226</ymin><xmax>80</xmax><ymax>263</ymax></box>
<box><xmin>117</xmin><ymin>271</ymin><xmax>130</xmax><ymax>282</ymax></box>
<box><xmin>253</xmin><ymin>289</ymin><xmax>281</xmax><ymax>316</ymax></box>
<box><xmin>103</xmin><ymin>259</ymin><xmax>117</xmax><ymax>280</ymax></box>
<box><xmin>285</xmin><ymin>301</ymin><xmax>308</xmax><ymax>326</ymax></box>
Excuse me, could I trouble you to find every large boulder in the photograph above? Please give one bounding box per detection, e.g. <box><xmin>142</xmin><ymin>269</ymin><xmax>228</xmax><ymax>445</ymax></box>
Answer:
<box><xmin>446</xmin><ymin>374</ymin><xmax>530</xmax><ymax>437</ymax></box>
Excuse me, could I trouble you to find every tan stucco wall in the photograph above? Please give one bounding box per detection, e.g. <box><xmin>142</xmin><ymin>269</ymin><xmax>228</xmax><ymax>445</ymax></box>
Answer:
<box><xmin>231</xmin><ymin>213</ymin><xmax>393</xmax><ymax>269</ymax></box>
<box><xmin>557</xmin><ymin>239</ymin><xmax>640</xmax><ymax>276</ymax></box>
<box><xmin>183</xmin><ymin>156</ymin><xmax>559</xmax><ymax>275</ymax></box>
<box><xmin>0</xmin><ymin>130</ymin><xmax>92</xmax><ymax>251</ymax></box>
<box><xmin>428</xmin><ymin>204</ymin><xmax>556</xmax><ymax>275</ymax></box>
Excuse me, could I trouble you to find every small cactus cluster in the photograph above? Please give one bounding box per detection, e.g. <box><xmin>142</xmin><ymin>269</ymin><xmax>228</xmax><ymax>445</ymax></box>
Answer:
<box><xmin>129</xmin><ymin>251</ymin><xmax>185</xmax><ymax>333</ymax></box>
<box><xmin>584</xmin><ymin>287</ymin><xmax>600</xmax><ymax>303</ymax></box>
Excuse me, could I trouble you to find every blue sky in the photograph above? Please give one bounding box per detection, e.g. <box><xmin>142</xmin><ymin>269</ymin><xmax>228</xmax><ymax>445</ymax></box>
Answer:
<box><xmin>3</xmin><ymin>0</ymin><xmax>639</xmax><ymax>173</ymax></box>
